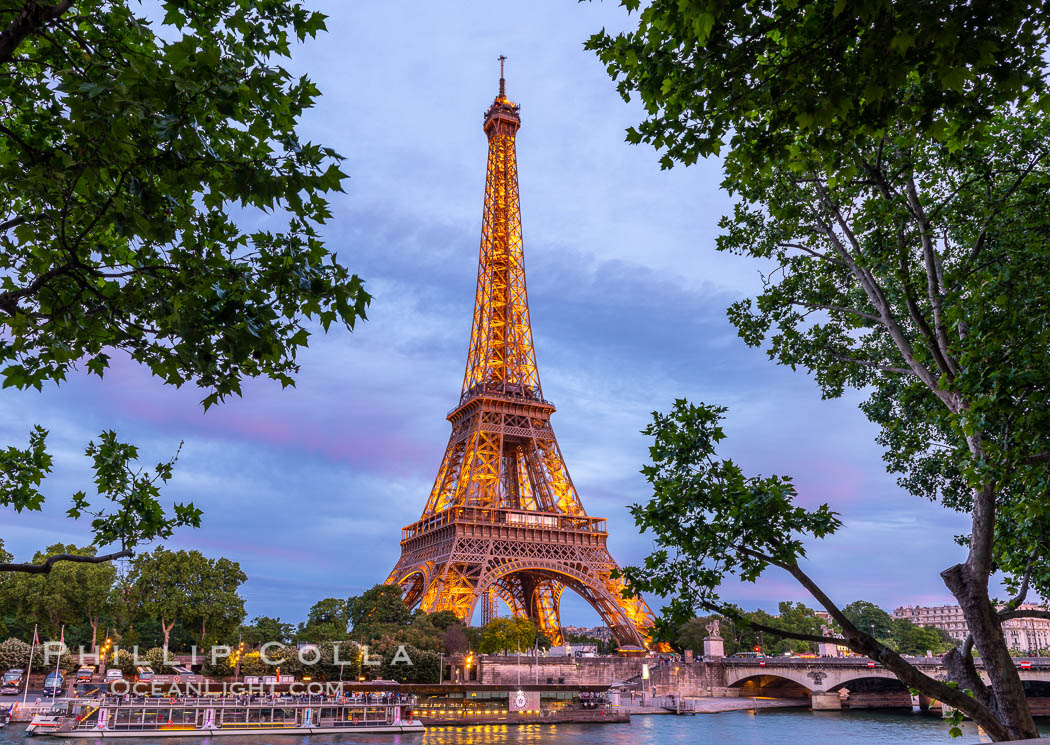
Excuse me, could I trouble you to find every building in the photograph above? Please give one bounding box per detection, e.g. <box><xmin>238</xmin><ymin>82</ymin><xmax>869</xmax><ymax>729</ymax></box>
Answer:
<box><xmin>563</xmin><ymin>626</ymin><xmax>613</xmax><ymax>643</ymax></box>
<box><xmin>893</xmin><ymin>603</ymin><xmax>1050</xmax><ymax>652</ymax></box>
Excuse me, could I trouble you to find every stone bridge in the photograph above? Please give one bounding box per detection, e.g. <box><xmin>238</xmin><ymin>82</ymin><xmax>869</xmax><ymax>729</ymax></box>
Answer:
<box><xmin>476</xmin><ymin>654</ymin><xmax>1050</xmax><ymax>712</ymax></box>
<box><xmin>723</xmin><ymin>658</ymin><xmax>1050</xmax><ymax>693</ymax></box>
<box><xmin>721</xmin><ymin>658</ymin><xmax>1050</xmax><ymax>712</ymax></box>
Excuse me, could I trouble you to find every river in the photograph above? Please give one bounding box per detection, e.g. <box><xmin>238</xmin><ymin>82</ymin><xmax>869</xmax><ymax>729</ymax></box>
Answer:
<box><xmin>2</xmin><ymin>710</ymin><xmax>1048</xmax><ymax>745</ymax></box>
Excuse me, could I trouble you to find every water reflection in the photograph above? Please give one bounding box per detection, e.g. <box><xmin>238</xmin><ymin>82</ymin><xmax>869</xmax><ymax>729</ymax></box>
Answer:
<box><xmin>2</xmin><ymin>710</ymin><xmax>1048</xmax><ymax>745</ymax></box>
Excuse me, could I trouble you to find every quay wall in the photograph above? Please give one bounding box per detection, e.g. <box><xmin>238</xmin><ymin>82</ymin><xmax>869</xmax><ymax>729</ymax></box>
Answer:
<box><xmin>477</xmin><ymin>656</ymin><xmax>726</xmax><ymax>696</ymax></box>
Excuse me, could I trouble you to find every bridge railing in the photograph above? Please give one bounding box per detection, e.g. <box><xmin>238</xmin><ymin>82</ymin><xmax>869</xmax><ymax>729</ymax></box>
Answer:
<box><xmin>717</xmin><ymin>656</ymin><xmax>1050</xmax><ymax>669</ymax></box>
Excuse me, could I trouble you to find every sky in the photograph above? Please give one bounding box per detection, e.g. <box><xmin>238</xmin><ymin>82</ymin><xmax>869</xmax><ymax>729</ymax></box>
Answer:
<box><xmin>0</xmin><ymin>1</ymin><xmax>988</xmax><ymax>628</ymax></box>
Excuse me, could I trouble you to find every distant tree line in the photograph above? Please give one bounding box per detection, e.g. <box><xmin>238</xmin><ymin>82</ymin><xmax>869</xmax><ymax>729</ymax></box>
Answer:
<box><xmin>674</xmin><ymin>601</ymin><xmax>963</xmax><ymax>657</ymax></box>
<box><xmin>0</xmin><ymin>548</ymin><xmax>555</xmax><ymax>684</ymax></box>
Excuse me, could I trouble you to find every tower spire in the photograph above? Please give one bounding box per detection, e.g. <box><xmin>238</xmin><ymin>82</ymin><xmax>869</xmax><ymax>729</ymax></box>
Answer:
<box><xmin>498</xmin><ymin>54</ymin><xmax>506</xmax><ymax>99</ymax></box>
<box><xmin>465</xmin><ymin>55</ymin><xmax>533</xmax><ymax>403</ymax></box>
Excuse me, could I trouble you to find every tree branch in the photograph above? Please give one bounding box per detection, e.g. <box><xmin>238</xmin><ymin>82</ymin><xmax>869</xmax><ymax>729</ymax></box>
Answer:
<box><xmin>1001</xmin><ymin>550</ymin><xmax>1038</xmax><ymax>613</ymax></box>
<box><xmin>788</xmin><ymin>299</ymin><xmax>881</xmax><ymax>323</ymax></box>
<box><xmin>0</xmin><ymin>1</ymin><xmax>73</xmax><ymax>66</ymax></box>
<box><xmin>966</xmin><ymin>148</ymin><xmax>1048</xmax><ymax>269</ymax></box>
<box><xmin>734</xmin><ymin>544</ymin><xmax>1006</xmax><ymax>738</ymax></box>
<box><xmin>999</xmin><ymin>609</ymin><xmax>1050</xmax><ymax>623</ymax></box>
<box><xmin>828</xmin><ymin>352</ymin><xmax>915</xmax><ymax>376</ymax></box>
<box><xmin>0</xmin><ymin>212</ymin><xmax>46</xmax><ymax>233</ymax></box>
<box><xmin>904</xmin><ymin>175</ymin><xmax>959</xmax><ymax>379</ymax></box>
<box><xmin>0</xmin><ymin>548</ymin><xmax>132</xmax><ymax>574</ymax></box>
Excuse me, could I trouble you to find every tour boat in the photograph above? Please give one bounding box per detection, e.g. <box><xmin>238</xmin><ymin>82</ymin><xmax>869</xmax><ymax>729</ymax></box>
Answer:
<box><xmin>25</xmin><ymin>694</ymin><xmax>424</xmax><ymax>738</ymax></box>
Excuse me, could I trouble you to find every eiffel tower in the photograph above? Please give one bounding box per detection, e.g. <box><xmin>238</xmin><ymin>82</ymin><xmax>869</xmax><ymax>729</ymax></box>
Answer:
<box><xmin>386</xmin><ymin>60</ymin><xmax>657</xmax><ymax>648</ymax></box>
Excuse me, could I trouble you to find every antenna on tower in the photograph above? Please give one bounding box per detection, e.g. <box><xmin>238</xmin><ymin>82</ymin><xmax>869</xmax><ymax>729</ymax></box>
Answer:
<box><xmin>498</xmin><ymin>54</ymin><xmax>506</xmax><ymax>98</ymax></box>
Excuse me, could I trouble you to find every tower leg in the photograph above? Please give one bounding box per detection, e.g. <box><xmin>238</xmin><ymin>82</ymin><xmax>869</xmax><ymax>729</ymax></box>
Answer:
<box><xmin>531</xmin><ymin>579</ymin><xmax>564</xmax><ymax>646</ymax></box>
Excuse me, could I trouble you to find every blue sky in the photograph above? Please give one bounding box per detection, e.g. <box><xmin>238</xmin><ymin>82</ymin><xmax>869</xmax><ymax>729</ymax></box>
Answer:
<box><xmin>1</xmin><ymin>1</ymin><xmax>984</xmax><ymax>627</ymax></box>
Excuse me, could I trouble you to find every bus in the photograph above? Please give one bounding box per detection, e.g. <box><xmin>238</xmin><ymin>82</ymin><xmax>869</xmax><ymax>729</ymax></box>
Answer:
<box><xmin>1</xmin><ymin>668</ymin><xmax>23</xmax><ymax>695</ymax></box>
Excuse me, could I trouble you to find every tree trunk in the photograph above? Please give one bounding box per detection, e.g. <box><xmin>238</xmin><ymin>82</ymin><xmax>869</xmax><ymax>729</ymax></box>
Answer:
<box><xmin>200</xmin><ymin>618</ymin><xmax>206</xmax><ymax>646</ymax></box>
<box><xmin>89</xmin><ymin>617</ymin><xmax>98</xmax><ymax>656</ymax></box>
<box><xmin>942</xmin><ymin>562</ymin><xmax>1039</xmax><ymax>740</ymax></box>
<box><xmin>161</xmin><ymin>618</ymin><xmax>175</xmax><ymax>651</ymax></box>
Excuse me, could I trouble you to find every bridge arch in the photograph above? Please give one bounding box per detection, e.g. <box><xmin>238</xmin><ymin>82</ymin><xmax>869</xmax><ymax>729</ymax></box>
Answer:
<box><xmin>728</xmin><ymin>673</ymin><xmax>812</xmax><ymax>698</ymax></box>
<box><xmin>827</xmin><ymin>675</ymin><xmax>909</xmax><ymax>693</ymax></box>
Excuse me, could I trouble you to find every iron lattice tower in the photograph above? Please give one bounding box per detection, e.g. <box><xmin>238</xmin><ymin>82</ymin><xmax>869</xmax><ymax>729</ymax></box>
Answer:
<box><xmin>386</xmin><ymin>61</ymin><xmax>657</xmax><ymax>648</ymax></box>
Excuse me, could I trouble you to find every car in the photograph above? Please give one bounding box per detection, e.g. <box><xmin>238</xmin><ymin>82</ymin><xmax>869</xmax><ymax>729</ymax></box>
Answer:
<box><xmin>75</xmin><ymin>667</ymin><xmax>94</xmax><ymax>683</ymax></box>
<box><xmin>1</xmin><ymin>668</ymin><xmax>24</xmax><ymax>695</ymax></box>
<box><xmin>105</xmin><ymin>669</ymin><xmax>124</xmax><ymax>681</ymax></box>
<box><xmin>43</xmin><ymin>672</ymin><xmax>64</xmax><ymax>697</ymax></box>
<box><xmin>135</xmin><ymin>666</ymin><xmax>154</xmax><ymax>682</ymax></box>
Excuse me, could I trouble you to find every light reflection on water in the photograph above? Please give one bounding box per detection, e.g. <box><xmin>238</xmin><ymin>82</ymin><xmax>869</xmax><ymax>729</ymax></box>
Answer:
<box><xmin>3</xmin><ymin>711</ymin><xmax>1049</xmax><ymax>745</ymax></box>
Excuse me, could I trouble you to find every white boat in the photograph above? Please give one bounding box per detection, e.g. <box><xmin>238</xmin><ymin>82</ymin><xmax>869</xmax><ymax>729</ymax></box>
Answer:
<box><xmin>25</xmin><ymin>693</ymin><xmax>424</xmax><ymax>738</ymax></box>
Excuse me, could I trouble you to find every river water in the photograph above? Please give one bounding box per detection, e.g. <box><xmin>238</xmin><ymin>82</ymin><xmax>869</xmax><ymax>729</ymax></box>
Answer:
<box><xmin>3</xmin><ymin>710</ymin><xmax>1048</xmax><ymax>745</ymax></box>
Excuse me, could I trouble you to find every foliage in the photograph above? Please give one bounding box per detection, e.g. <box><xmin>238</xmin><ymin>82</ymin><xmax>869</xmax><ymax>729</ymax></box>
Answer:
<box><xmin>585</xmin><ymin>0</ymin><xmax>1048</xmax><ymax>175</ymax></box>
<box><xmin>378</xmin><ymin>644</ymin><xmax>439</xmax><ymax>684</ymax></box>
<box><xmin>298</xmin><ymin>598</ymin><xmax>349</xmax><ymax>641</ymax></box>
<box><xmin>892</xmin><ymin>621</ymin><xmax>952</xmax><ymax>656</ymax></box>
<box><xmin>477</xmin><ymin>617</ymin><xmax>540</xmax><ymax>655</ymax></box>
<box><xmin>620</xmin><ymin>401</ymin><xmax>840</xmax><ymax>642</ymax></box>
<box><xmin>5</xmin><ymin>544</ymin><xmax>116</xmax><ymax>639</ymax></box>
<box><xmin>240</xmin><ymin>616</ymin><xmax>295</xmax><ymax>647</ymax></box>
<box><xmin>590</xmin><ymin>3</ymin><xmax>1050</xmax><ymax>738</ymax></box>
<box><xmin>0</xmin><ymin>637</ymin><xmax>42</xmax><ymax>671</ymax></box>
<box><xmin>0</xmin><ymin>0</ymin><xmax>369</xmax><ymax>570</ymax></box>
<box><xmin>348</xmin><ymin>585</ymin><xmax>411</xmax><ymax>630</ymax></box>
<box><xmin>441</xmin><ymin>624</ymin><xmax>469</xmax><ymax>655</ymax></box>
<box><xmin>113</xmin><ymin>648</ymin><xmax>137</xmax><ymax>676</ymax></box>
<box><xmin>426</xmin><ymin>611</ymin><xmax>462</xmax><ymax>632</ymax></box>
<box><xmin>128</xmin><ymin>547</ymin><xmax>245</xmax><ymax>649</ymax></box>
<box><xmin>843</xmin><ymin>602</ymin><xmax>894</xmax><ymax>640</ymax></box>
<box><xmin>143</xmin><ymin>646</ymin><xmax>175</xmax><ymax>674</ymax></box>
<box><xmin>314</xmin><ymin>640</ymin><xmax>361</xmax><ymax>680</ymax></box>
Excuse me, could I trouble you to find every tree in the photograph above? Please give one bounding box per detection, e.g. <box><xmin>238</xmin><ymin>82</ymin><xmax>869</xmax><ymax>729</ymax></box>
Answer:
<box><xmin>426</xmin><ymin>611</ymin><xmax>462</xmax><ymax>632</ymax></box>
<box><xmin>590</xmin><ymin>3</ymin><xmax>1050</xmax><ymax>740</ymax></box>
<box><xmin>127</xmin><ymin>547</ymin><xmax>189</xmax><ymax>649</ymax></box>
<box><xmin>0</xmin><ymin>637</ymin><xmax>42</xmax><ymax>671</ymax></box>
<box><xmin>347</xmin><ymin>585</ymin><xmax>411</xmax><ymax>630</ymax></box>
<box><xmin>128</xmin><ymin>547</ymin><xmax>243</xmax><ymax>650</ymax></box>
<box><xmin>182</xmin><ymin>556</ymin><xmax>246</xmax><ymax>646</ymax></box>
<box><xmin>11</xmin><ymin>544</ymin><xmax>114</xmax><ymax>640</ymax></box>
<box><xmin>843</xmin><ymin>602</ymin><xmax>895</xmax><ymax>642</ymax></box>
<box><xmin>380</xmin><ymin>644</ymin><xmax>439</xmax><ymax>684</ymax></box>
<box><xmin>144</xmin><ymin>646</ymin><xmax>175</xmax><ymax>674</ymax></box>
<box><xmin>585</xmin><ymin>1</ymin><xmax>1048</xmax><ymax>175</ymax></box>
<box><xmin>676</xmin><ymin>616</ymin><xmax>716</xmax><ymax>655</ymax></box>
<box><xmin>478</xmin><ymin>617</ymin><xmax>539</xmax><ymax>655</ymax></box>
<box><xmin>0</xmin><ymin>0</ymin><xmax>369</xmax><ymax>574</ymax></box>
<box><xmin>240</xmin><ymin>617</ymin><xmax>294</xmax><ymax>647</ymax></box>
<box><xmin>299</xmin><ymin>598</ymin><xmax>349</xmax><ymax>641</ymax></box>
<box><xmin>441</xmin><ymin>624</ymin><xmax>469</xmax><ymax>656</ymax></box>
<box><xmin>771</xmin><ymin>602</ymin><xmax>825</xmax><ymax>654</ymax></box>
